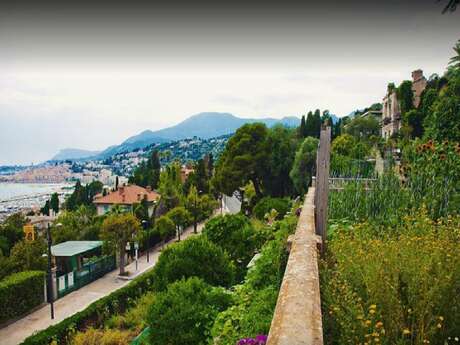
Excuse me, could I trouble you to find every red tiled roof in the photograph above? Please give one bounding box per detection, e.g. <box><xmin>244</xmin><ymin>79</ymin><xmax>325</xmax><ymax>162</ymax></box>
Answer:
<box><xmin>93</xmin><ymin>185</ymin><xmax>160</xmax><ymax>205</ymax></box>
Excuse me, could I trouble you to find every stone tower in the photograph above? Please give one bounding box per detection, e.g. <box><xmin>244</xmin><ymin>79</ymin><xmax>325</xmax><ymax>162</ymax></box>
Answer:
<box><xmin>411</xmin><ymin>69</ymin><xmax>427</xmax><ymax>108</ymax></box>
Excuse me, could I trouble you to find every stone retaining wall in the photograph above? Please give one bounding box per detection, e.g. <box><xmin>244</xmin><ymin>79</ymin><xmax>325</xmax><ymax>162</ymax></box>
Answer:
<box><xmin>266</xmin><ymin>187</ymin><xmax>323</xmax><ymax>345</ymax></box>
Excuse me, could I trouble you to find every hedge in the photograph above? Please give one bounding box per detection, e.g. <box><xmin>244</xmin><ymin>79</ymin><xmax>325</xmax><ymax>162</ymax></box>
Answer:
<box><xmin>21</xmin><ymin>269</ymin><xmax>157</xmax><ymax>345</ymax></box>
<box><xmin>0</xmin><ymin>270</ymin><xmax>45</xmax><ymax>324</ymax></box>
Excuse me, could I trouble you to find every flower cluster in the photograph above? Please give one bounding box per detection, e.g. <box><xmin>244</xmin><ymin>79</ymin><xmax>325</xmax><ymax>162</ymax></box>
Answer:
<box><xmin>237</xmin><ymin>335</ymin><xmax>268</xmax><ymax>345</ymax></box>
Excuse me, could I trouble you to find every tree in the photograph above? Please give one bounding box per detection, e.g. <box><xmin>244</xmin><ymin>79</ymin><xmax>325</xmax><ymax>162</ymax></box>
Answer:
<box><xmin>263</xmin><ymin>125</ymin><xmax>297</xmax><ymax>197</ymax></box>
<box><xmin>298</xmin><ymin>115</ymin><xmax>307</xmax><ymax>138</ymax></box>
<box><xmin>41</xmin><ymin>200</ymin><xmax>50</xmax><ymax>216</ymax></box>
<box><xmin>202</xmin><ymin>214</ymin><xmax>256</xmax><ymax>280</ymax></box>
<box><xmin>52</xmin><ymin>205</ymin><xmax>101</xmax><ymax>244</ymax></box>
<box><xmin>424</xmin><ymin>72</ymin><xmax>460</xmax><ymax>142</ymax></box>
<box><xmin>147</xmin><ymin>277</ymin><xmax>232</xmax><ymax>345</ymax></box>
<box><xmin>344</xmin><ymin>116</ymin><xmax>380</xmax><ymax>140</ymax></box>
<box><xmin>0</xmin><ymin>213</ymin><xmax>26</xmax><ymax>255</ymax></box>
<box><xmin>129</xmin><ymin>150</ymin><xmax>161</xmax><ymax>189</ymax></box>
<box><xmin>331</xmin><ymin>134</ymin><xmax>357</xmax><ymax>157</ymax></box>
<box><xmin>49</xmin><ymin>193</ymin><xmax>59</xmax><ymax>214</ymax></box>
<box><xmin>449</xmin><ymin>39</ymin><xmax>460</xmax><ymax>69</ymax></box>
<box><xmin>166</xmin><ymin>206</ymin><xmax>190</xmax><ymax>241</ymax></box>
<box><xmin>186</xmin><ymin>186</ymin><xmax>202</xmax><ymax>234</ymax></box>
<box><xmin>9</xmin><ymin>239</ymin><xmax>47</xmax><ymax>272</ymax></box>
<box><xmin>289</xmin><ymin>137</ymin><xmax>319</xmax><ymax>195</ymax></box>
<box><xmin>397</xmin><ymin>80</ymin><xmax>414</xmax><ymax>115</ymax></box>
<box><xmin>152</xmin><ymin>236</ymin><xmax>235</xmax><ymax>291</ymax></box>
<box><xmin>155</xmin><ymin>215</ymin><xmax>175</xmax><ymax>247</ymax></box>
<box><xmin>100</xmin><ymin>213</ymin><xmax>140</xmax><ymax>275</ymax></box>
<box><xmin>213</xmin><ymin>123</ymin><xmax>269</xmax><ymax>199</ymax></box>
<box><xmin>159</xmin><ymin>163</ymin><xmax>183</xmax><ymax>210</ymax></box>
<box><xmin>115</xmin><ymin>176</ymin><xmax>119</xmax><ymax>190</ymax></box>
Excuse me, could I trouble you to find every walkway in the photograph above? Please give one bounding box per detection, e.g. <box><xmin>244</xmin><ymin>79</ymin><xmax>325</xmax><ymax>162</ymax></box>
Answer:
<box><xmin>0</xmin><ymin>220</ymin><xmax>209</xmax><ymax>345</ymax></box>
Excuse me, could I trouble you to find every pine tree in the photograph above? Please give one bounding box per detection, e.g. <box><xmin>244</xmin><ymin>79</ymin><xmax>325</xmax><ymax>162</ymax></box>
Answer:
<box><xmin>50</xmin><ymin>193</ymin><xmax>59</xmax><ymax>214</ymax></box>
<box><xmin>298</xmin><ymin>115</ymin><xmax>307</xmax><ymax>138</ymax></box>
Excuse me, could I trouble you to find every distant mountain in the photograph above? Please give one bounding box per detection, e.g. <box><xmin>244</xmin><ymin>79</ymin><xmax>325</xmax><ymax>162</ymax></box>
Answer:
<box><xmin>51</xmin><ymin>148</ymin><xmax>101</xmax><ymax>161</ymax></box>
<box><xmin>97</xmin><ymin>112</ymin><xmax>300</xmax><ymax>158</ymax></box>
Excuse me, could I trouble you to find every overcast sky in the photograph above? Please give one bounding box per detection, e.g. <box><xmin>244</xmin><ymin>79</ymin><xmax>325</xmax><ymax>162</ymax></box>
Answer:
<box><xmin>0</xmin><ymin>0</ymin><xmax>459</xmax><ymax>165</ymax></box>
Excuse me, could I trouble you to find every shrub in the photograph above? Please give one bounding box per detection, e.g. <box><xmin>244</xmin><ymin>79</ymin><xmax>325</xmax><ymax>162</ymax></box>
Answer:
<box><xmin>211</xmin><ymin>212</ymin><xmax>298</xmax><ymax>345</ymax></box>
<box><xmin>253</xmin><ymin>197</ymin><xmax>290</xmax><ymax>221</ymax></box>
<box><xmin>70</xmin><ymin>327</ymin><xmax>134</xmax><ymax>345</ymax></box>
<box><xmin>0</xmin><ymin>270</ymin><xmax>45</xmax><ymax>324</ymax></box>
<box><xmin>321</xmin><ymin>213</ymin><xmax>460</xmax><ymax>345</ymax></box>
<box><xmin>203</xmin><ymin>215</ymin><xmax>257</xmax><ymax>280</ymax></box>
<box><xmin>152</xmin><ymin>236</ymin><xmax>235</xmax><ymax>292</ymax></box>
<box><xmin>147</xmin><ymin>277</ymin><xmax>232</xmax><ymax>345</ymax></box>
<box><xmin>21</xmin><ymin>269</ymin><xmax>157</xmax><ymax>345</ymax></box>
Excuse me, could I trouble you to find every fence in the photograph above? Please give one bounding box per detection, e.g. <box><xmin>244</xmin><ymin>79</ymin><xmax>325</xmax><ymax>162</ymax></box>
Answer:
<box><xmin>56</xmin><ymin>255</ymin><xmax>116</xmax><ymax>298</ymax></box>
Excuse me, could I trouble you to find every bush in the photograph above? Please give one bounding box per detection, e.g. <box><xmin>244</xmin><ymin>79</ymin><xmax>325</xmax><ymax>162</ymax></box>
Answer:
<box><xmin>253</xmin><ymin>197</ymin><xmax>290</xmax><ymax>221</ymax></box>
<box><xmin>70</xmin><ymin>328</ymin><xmax>134</xmax><ymax>345</ymax></box>
<box><xmin>21</xmin><ymin>269</ymin><xmax>158</xmax><ymax>345</ymax></box>
<box><xmin>147</xmin><ymin>277</ymin><xmax>232</xmax><ymax>345</ymax></box>
<box><xmin>211</xmin><ymin>212</ymin><xmax>298</xmax><ymax>345</ymax></box>
<box><xmin>203</xmin><ymin>215</ymin><xmax>257</xmax><ymax>280</ymax></box>
<box><xmin>152</xmin><ymin>236</ymin><xmax>235</xmax><ymax>292</ymax></box>
<box><xmin>0</xmin><ymin>270</ymin><xmax>45</xmax><ymax>324</ymax></box>
<box><xmin>321</xmin><ymin>213</ymin><xmax>460</xmax><ymax>345</ymax></box>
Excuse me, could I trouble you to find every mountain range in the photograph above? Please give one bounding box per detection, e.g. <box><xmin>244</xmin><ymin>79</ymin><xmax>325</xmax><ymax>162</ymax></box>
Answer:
<box><xmin>51</xmin><ymin>148</ymin><xmax>102</xmax><ymax>161</ymax></box>
<box><xmin>51</xmin><ymin>112</ymin><xmax>338</xmax><ymax>160</ymax></box>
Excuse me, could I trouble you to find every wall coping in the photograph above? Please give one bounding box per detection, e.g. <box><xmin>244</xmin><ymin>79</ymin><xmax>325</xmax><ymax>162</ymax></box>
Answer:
<box><xmin>266</xmin><ymin>187</ymin><xmax>323</xmax><ymax>345</ymax></box>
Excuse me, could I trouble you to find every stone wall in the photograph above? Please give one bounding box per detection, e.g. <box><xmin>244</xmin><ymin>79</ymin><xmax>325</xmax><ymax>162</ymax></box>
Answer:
<box><xmin>266</xmin><ymin>187</ymin><xmax>323</xmax><ymax>345</ymax></box>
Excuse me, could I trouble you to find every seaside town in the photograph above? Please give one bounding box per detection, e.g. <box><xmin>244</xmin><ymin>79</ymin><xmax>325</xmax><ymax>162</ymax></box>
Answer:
<box><xmin>0</xmin><ymin>2</ymin><xmax>459</xmax><ymax>345</ymax></box>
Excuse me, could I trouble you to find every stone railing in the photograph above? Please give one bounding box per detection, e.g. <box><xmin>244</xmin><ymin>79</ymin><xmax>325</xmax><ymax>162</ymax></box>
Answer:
<box><xmin>266</xmin><ymin>187</ymin><xmax>323</xmax><ymax>345</ymax></box>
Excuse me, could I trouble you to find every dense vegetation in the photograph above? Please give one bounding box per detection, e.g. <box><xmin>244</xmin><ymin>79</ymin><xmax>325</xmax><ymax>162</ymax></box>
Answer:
<box><xmin>322</xmin><ymin>43</ymin><xmax>460</xmax><ymax>345</ymax></box>
<box><xmin>0</xmin><ymin>271</ymin><xmax>45</xmax><ymax>324</ymax></box>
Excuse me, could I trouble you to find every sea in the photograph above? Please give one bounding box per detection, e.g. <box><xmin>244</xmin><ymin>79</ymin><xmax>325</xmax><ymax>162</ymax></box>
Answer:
<box><xmin>0</xmin><ymin>183</ymin><xmax>69</xmax><ymax>201</ymax></box>
<box><xmin>0</xmin><ymin>183</ymin><xmax>73</xmax><ymax>221</ymax></box>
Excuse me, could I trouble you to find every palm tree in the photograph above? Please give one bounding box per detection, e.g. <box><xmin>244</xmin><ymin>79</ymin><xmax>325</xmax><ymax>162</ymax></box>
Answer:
<box><xmin>440</xmin><ymin>0</ymin><xmax>459</xmax><ymax>13</ymax></box>
<box><xmin>449</xmin><ymin>40</ymin><xmax>460</xmax><ymax>69</ymax></box>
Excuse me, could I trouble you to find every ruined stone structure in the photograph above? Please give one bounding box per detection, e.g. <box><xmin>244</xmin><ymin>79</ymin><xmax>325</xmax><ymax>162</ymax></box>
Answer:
<box><xmin>381</xmin><ymin>86</ymin><xmax>401</xmax><ymax>138</ymax></box>
<box><xmin>411</xmin><ymin>69</ymin><xmax>427</xmax><ymax>108</ymax></box>
<box><xmin>381</xmin><ymin>69</ymin><xmax>427</xmax><ymax>138</ymax></box>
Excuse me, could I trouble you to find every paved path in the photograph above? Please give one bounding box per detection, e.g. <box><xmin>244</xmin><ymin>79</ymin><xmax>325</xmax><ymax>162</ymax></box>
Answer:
<box><xmin>0</xmin><ymin>220</ymin><xmax>210</xmax><ymax>345</ymax></box>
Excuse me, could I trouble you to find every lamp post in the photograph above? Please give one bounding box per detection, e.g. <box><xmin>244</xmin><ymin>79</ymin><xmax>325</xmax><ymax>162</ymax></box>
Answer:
<box><xmin>141</xmin><ymin>220</ymin><xmax>149</xmax><ymax>263</ymax></box>
<box><xmin>45</xmin><ymin>222</ymin><xmax>59</xmax><ymax>320</ymax></box>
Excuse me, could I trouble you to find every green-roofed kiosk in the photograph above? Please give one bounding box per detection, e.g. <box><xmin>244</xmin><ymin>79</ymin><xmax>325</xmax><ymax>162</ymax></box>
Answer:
<box><xmin>51</xmin><ymin>241</ymin><xmax>115</xmax><ymax>298</ymax></box>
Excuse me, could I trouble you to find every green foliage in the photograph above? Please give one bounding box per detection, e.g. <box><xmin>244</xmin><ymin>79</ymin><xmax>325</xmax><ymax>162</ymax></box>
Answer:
<box><xmin>322</xmin><ymin>214</ymin><xmax>460</xmax><ymax>345</ymax></box>
<box><xmin>298</xmin><ymin>115</ymin><xmax>307</xmax><ymax>138</ymax></box>
<box><xmin>211</xmin><ymin>211</ymin><xmax>298</xmax><ymax>345</ymax></box>
<box><xmin>0</xmin><ymin>213</ymin><xmax>26</xmax><ymax>255</ymax></box>
<box><xmin>305</xmin><ymin>109</ymin><xmax>322</xmax><ymax>138</ymax></box>
<box><xmin>147</xmin><ymin>277</ymin><xmax>232</xmax><ymax>345</ymax></box>
<box><xmin>264</xmin><ymin>125</ymin><xmax>297</xmax><ymax>197</ymax></box>
<box><xmin>152</xmin><ymin>236</ymin><xmax>235</xmax><ymax>291</ymax></box>
<box><xmin>448</xmin><ymin>39</ymin><xmax>460</xmax><ymax>69</ymax></box>
<box><xmin>100</xmin><ymin>213</ymin><xmax>140</xmax><ymax>275</ymax></box>
<box><xmin>0</xmin><ymin>270</ymin><xmax>45</xmax><ymax>324</ymax></box>
<box><xmin>65</xmin><ymin>181</ymin><xmax>103</xmax><ymax>211</ymax></box>
<box><xmin>155</xmin><ymin>215</ymin><xmax>176</xmax><ymax>244</ymax></box>
<box><xmin>344</xmin><ymin>116</ymin><xmax>380</xmax><ymax>140</ymax></box>
<box><xmin>21</xmin><ymin>267</ymin><xmax>159</xmax><ymax>345</ymax></box>
<box><xmin>129</xmin><ymin>150</ymin><xmax>161</xmax><ymax>189</ymax></box>
<box><xmin>166</xmin><ymin>206</ymin><xmax>191</xmax><ymax>240</ymax></box>
<box><xmin>8</xmin><ymin>239</ymin><xmax>47</xmax><ymax>273</ymax></box>
<box><xmin>50</xmin><ymin>192</ymin><xmax>60</xmax><ymax>214</ymax></box>
<box><xmin>203</xmin><ymin>214</ymin><xmax>257</xmax><ymax>280</ymax></box>
<box><xmin>158</xmin><ymin>162</ymin><xmax>183</xmax><ymax>210</ymax></box>
<box><xmin>289</xmin><ymin>136</ymin><xmax>319</xmax><ymax>195</ymax></box>
<box><xmin>213</xmin><ymin>123</ymin><xmax>269</xmax><ymax>199</ymax></box>
<box><xmin>52</xmin><ymin>205</ymin><xmax>102</xmax><ymax>244</ymax></box>
<box><xmin>424</xmin><ymin>72</ymin><xmax>460</xmax><ymax>142</ymax></box>
<box><xmin>330</xmin><ymin>134</ymin><xmax>374</xmax><ymax>178</ymax></box>
<box><xmin>252</xmin><ymin>197</ymin><xmax>290</xmax><ymax>221</ymax></box>
<box><xmin>396</xmin><ymin>80</ymin><xmax>414</xmax><ymax>115</ymax></box>
<box><xmin>70</xmin><ymin>328</ymin><xmax>134</xmax><ymax>345</ymax></box>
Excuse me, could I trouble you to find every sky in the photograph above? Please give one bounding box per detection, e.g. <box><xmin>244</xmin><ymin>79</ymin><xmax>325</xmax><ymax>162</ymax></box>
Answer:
<box><xmin>0</xmin><ymin>0</ymin><xmax>459</xmax><ymax>165</ymax></box>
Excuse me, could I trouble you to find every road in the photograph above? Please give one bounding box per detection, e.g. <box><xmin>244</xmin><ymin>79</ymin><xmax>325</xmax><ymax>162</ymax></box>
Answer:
<box><xmin>0</xmin><ymin>219</ymin><xmax>211</xmax><ymax>345</ymax></box>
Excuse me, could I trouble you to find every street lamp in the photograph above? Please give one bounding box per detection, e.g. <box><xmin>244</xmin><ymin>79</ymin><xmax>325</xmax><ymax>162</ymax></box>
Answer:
<box><xmin>141</xmin><ymin>219</ymin><xmax>149</xmax><ymax>263</ymax></box>
<box><xmin>45</xmin><ymin>222</ymin><xmax>61</xmax><ymax>320</ymax></box>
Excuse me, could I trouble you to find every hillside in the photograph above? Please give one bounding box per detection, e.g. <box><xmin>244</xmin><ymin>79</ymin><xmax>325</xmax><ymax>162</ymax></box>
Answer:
<box><xmin>51</xmin><ymin>148</ymin><xmax>102</xmax><ymax>161</ymax></box>
<box><xmin>97</xmin><ymin>112</ymin><xmax>300</xmax><ymax>158</ymax></box>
